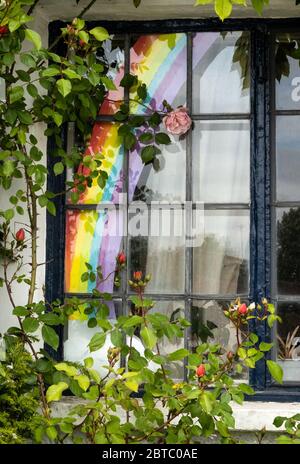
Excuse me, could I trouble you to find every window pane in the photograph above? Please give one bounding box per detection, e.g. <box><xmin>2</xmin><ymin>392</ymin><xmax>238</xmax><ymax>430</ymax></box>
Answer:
<box><xmin>128</xmin><ymin>300</ymin><xmax>185</xmax><ymax>380</ymax></box>
<box><xmin>193</xmin><ymin>32</ymin><xmax>250</xmax><ymax>114</ymax></box>
<box><xmin>192</xmin><ymin>210</ymin><xmax>249</xmax><ymax>295</ymax></box>
<box><xmin>64</xmin><ymin>300</ymin><xmax>122</xmax><ymax>368</ymax></box>
<box><xmin>192</xmin><ymin>120</ymin><xmax>250</xmax><ymax>203</ymax></box>
<box><xmin>129</xmin><ymin>133</ymin><xmax>186</xmax><ymax>202</ymax></box>
<box><xmin>129</xmin><ymin>208</ymin><xmax>185</xmax><ymax>294</ymax></box>
<box><xmin>277</xmin><ymin>302</ymin><xmax>300</xmax><ymax>383</ymax></box>
<box><xmin>67</xmin><ymin>123</ymin><xmax>124</xmax><ymax>205</ymax></box>
<box><xmin>276</xmin><ymin>34</ymin><xmax>300</xmax><ymax>111</ymax></box>
<box><xmin>191</xmin><ymin>300</ymin><xmax>248</xmax><ymax>380</ymax></box>
<box><xmin>276</xmin><ymin>116</ymin><xmax>300</xmax><ymax>202</ymax></box>
<box><xmin>277</xmin><ymin>207</ymin><xmax>300</xmax><ymax>295</ymax></box>
<box><xmin>65</xmin><ymin>209</ymin><xmax>124</xmax><ymax>294</ymax></box>
<box><xmin>130</xmin><ymin>34</ymin><xmax>187</xmax><ymax>114</ymax></box>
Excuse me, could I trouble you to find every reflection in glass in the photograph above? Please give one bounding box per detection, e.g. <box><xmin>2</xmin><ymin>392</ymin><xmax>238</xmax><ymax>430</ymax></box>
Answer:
<box><xmin>129</xmin><ymin>133</ymin><xmax>186</xmax><ymax>202</ymax></box>
<box><xmin>192</xmin><ymin>210</ymin><xmax>249</xmax><ymax>295</ymax></box>
<box><xmin>99</xmin><ymin>35</ymin><xmax>125</xmax><ymax>115</ymax></box>
<box><xmin>277</xmin><ymin>303</ymin><xmax>300</xmax><ymax>361</ymax></box>
<box><xmin>129</xmin><ymin>208</ymin><xmax>185</xmax><ymax>294</ymax></box>
<box><xmin>130</xmin><ymin>34</ymin><xmax>187</xmax><ymax>114</ymax></box>
<box><xmin>191</xmin><ymin>300</ymin><xmax>248</xmax><ymax>380</ymax></box>
<box><xmin>192</xmin><ymin>120</ymin><xmax>250</xmax><ymax>203</ymax></box>
<box><xmin>128</xmin><ymin>301</ymin><xmax>185</xmax><ymax>380</ymax></box>
<box><xmin>193</xmin><ymin>32</ymin><xmax>250</xmax><ymax>114</ymax></box>
<box><xmin>64</xmin><ymin>300</ymin><xmax>122</xmax><ymax>370</ymax></box>
<box><xmin>276</xmin><ymin>34</ymin><xmax>300</xmax><ymax>111</ymax></box>
<box><xmin>277</xmin><ymin>207</ymin><xmax>300</xmax><ymax>295</ymax></box>
<box><xmin>276</xmin><ymin>116</ymin><xmax>300</xmax><ymax>202</ymax></box>
<box><xmin>65</xmin><ymin>209</ymin><xmax>124</xmax><ymax>294</ymax></box>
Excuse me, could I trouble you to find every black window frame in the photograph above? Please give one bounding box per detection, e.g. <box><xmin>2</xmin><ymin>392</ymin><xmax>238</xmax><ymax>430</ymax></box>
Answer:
<box><xmin>46</xmin><ymin>18</ymin><xmax>300</xmax><ymax>402</ymax></box>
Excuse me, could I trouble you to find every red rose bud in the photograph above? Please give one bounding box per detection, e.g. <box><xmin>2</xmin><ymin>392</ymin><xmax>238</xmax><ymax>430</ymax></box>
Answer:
<box><xmin>238</xmin><ymin>303</ymin><xmax>248</xmax><ymax>315</ymax></box>
<box><xmin>133</xmin><ymin>271</ymin><xmax>142</xmax><ymax>281</ymax></box>
<box><xmin>117</xmin><ymin>251</ymin><xmax>126</xmax><ymax>265</ymax></box>
<box><xmin>227</xmin><ymin>351</ymin><xmax>234</xmax><ymax>361</ymax></box>
<box><xmin>196</xmin><ymin>364</ymin><xmax>206</xmax><ymax>378</ymax></box>
<box><xmin>79</xmin><ymin>39</ymin><xmax>86</xmax><ymax>47</ymax></box>
<box><xmin>0</xmin><ymin>25</ymin><xmax>9</xmax><ymax>36</ymax></box>
<box><xmin>16</xmin><ymin>228</ymin><xmax>25</xmax><ymax>242</ymax></box>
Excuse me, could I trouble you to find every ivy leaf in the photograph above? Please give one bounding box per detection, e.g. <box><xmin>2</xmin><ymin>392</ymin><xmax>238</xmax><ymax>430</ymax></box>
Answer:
<box><xmin>89</xmin><ymin>27</ymin><xmax>110</xmax><ymax>42</ymax></box>
<box><xmin>267</xmin><ymin>360</ymin><xmax>283</xmax><ymax>384</ymax></box>
<box><xmin>57</xmin><ymin>78</ymin><xmax>72</xmax><ymax>97</ymax></box>
<box><xmin>25</xmin><ymin>29</ymin><xmax>42</xmax><ymax>50</ymax></box>
<box><xmin>46</xmin><ymin>382</ymin><xmax>69</xmax><ymax>402</ymax></box>
<box><xmin>140</xmin><ymin>326</ymin><xmax>157</xmax><ymax>349</ymax></box>
<box><xmin>42</xmin><ymin>325</ymin><xmax>59</xmax><ymax>350</ymax></box>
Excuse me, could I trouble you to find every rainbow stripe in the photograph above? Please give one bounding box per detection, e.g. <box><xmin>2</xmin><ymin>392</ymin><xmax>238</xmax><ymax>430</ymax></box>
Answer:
<box><xmin>65</xmin><ymin>33</ymin><xmax>220</xmax><ymax>296</ymax></box>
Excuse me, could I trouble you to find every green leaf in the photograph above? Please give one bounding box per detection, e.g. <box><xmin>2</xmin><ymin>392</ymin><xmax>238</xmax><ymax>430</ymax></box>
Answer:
<box><xmin>140</xmin><ymin>326</ymin><xmax>157</xmax><ymax>349</ymax></box>
<box><xmin>25</xmin><ymin>29</ymin><xmax>42</xmax><ymax>50</ymax></box>
<box><xmin>273</xmin><ymin>416</ymin><xmax>286</xmax><ymax>428</ymax></box>
<box><xmin>54</xmin><ymin>162</ymin><xmax>64</xmax><ymax>176</ymax></box>
<box><xmin>42</xmin><ymin>325</ymin><xmax>59</xmax><ymax>350</ymax></box>
<box><xmin>3</xmin><ymin>160</ymin><xmax>15</xmax><ymax>177</ymax></box>
<box><xmin>89</xmin><ymin>27</ymin><xmax>109</xmax><ymax>42</ymax></box>
<box><xmin>84</xmin><ymin>357</ymin><xmax>94</xmax><ymax>368</ymax></box>
<box><xmin>141</xmin><ymin>145</ymin><xmax>157</xmax><ymax>164</ymax></box>
<box><xmin>57</xmin><ymin>78</ymin><xmax>72</xmax><ymax>97</ymax></box>
<box><xmin>89</xmin><ymin>332</ymin><xmax>106</xmax><ymax>352</ymax></box>
<box><xmin>155</xmin><ymin>132</ymin><xmax>171</xmax><ymax>145</ymax></box>
<box><xmin>42</xmin><ymin>67</ymin><xmax>60</xmax><ymax>77</ymax></box>
<box><xmin>259</xmin><ymin>342</ymin><xmax>274</xmax><ymax>352</ymax></box>
<box><xmin>46</xmin><ymin>426</ymin><xmax>57</xmax><ymax>441</ymax></box>
<box><xmin>199</xmin><ymin>391</ymin><xmax>213</xmax><ymax>414</ymax></box>
<box><xmin>251</xmin><ymin>0</ymin><xmax>265</xmax><ymax>15</ymax></box>
<box><xmin>168</xmin><ymin>348</ymin><xmax>189</xmax><ymax>361</ymax></box>
<box><xmin>63</xmin><ymin>69</ymin><xmax>81</xmax><ymax>80</ymax></box>
<box><xmin>23</xmin><ymin>317</ymin><xmax>39</xmax><ymax>333</ymax></box>
<box><xmin>46</xmin><ymin>382</ymin><xmax>69</xmax><ymax>402</ymax></box>
<box><xmin>238</xmin><ymin>383</ymin><xmax>255</xmax><ymax>395</ymax></box>
<box><xmin>9</xmin><ymin>86</ymin><xmax>24</xmax><ymax>104</ymax></box>
<box><xmin>55</xmin><ymin>362</ymin><xmax>78</xmax><ymax>377</ymax></box>
<box><xmin>267</xmin><ymin>360</ymin><xmax>283</xmax><ymax>384</ymax></box>
<box><xmin>215</xmin><ymin>0</ymin><xmax>232</xmax><ymax>21</ymax></box>
<box><xmin>133</xmin><ymin>0</ymin><xmax>141</xmax><ymax>6</ymax></box>
<box><xmin>122</xmin><ymin>315</ymin><xmax>143</xmax><ymax>328</ymax></box>
<box><xmin>125</xmin><ymin>379</ymin><xmax>139</xmax><ymax>392</ymax></box>
<box><xmin>47</xmin><ymin>201</ymin><xmax>56</xmax><ymax>216</ymax></box>
<box><xmin>74</xmin><ymin>374</ymin><xmax>90</xmax><ymax>391</ymax></box>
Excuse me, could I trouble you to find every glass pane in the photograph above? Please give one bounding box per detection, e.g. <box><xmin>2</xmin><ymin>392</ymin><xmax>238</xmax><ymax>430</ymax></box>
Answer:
<box><xmin>191</xmin><ymin>300</ymin><xmax>248</xmax><ymax>380</ymax></box>
<box><xmin>99</xmin><ymin>35</ymin><xmax>125</xmax><ymax>115</ymax></box>
<box><xmin>192</xmin><ymin>120</ymin><xmax>250</xmax><ymax>203</ymax></box>
<box><xmin>64</xmin><ymin>300</ymin><xmax>122</xmax><ymax>368</ymax></box>
<box><xmin>65</xmin><ymin>209</ymin><xmax>124</xmax><ymax>294</ymax></box>
<box><xmin>276</xmin><ymin>116</ymin><xmax>300</xmax><ymax>202</ymax></box>
<box><xmin>67</xmin><ymin>123</ymin><xmax>124</xmax><ymax>205</ymax></box>
<box><xmin>192</xmin><ymin>210</ymin><xmax>249</xmax><ymax>295</ymax></box>
<box><xmin>128</xmin><ymin>300</ymin><xmax>185</xmax><ymax>380</ymax></box>
<box><xmin>130</xmin><ymin>34</ymin><xmax>187</xmax><ymax>114</ymax></box>
<box><xmin>277</xmin><ymin>302</ymin><xmax>300</xmax><ymax>383</ymax></box>
<box><xmin>193</xmin><ymin>32</ymin><xmax>250</xmax><ymax>114</ymax></box>
<box><xmin>129</xmin><ymin>133</ymin><xmax>186</xmax><ymax>202</ymax></box>
<box><xmin>277</xmin><ymin>207</ymin><xmax>300</xmax><ymax>295</ymax></box>
<box><xmin>129</xmin><ymin>208</ymin><xmax>185</xmax><ymax>294</ymax></box>
<box><xmin>276</xmin><ymin>34</ymin><xmax>300</xmax><ymax>111</ymax></box>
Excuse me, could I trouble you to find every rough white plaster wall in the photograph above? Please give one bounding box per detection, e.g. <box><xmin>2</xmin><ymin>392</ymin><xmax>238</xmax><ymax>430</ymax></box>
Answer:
<box><xmin>0</xmin><ymin>9</ymin><xmax>49</xmax><ymax>342</ymax></box>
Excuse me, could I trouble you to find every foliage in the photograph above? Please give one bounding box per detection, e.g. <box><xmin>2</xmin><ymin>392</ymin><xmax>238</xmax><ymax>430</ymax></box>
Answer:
<box><xmin>0</xmin><ymin>338</ymin><xmax>40</xmax><ymax>444</ymax></box>
<box><xmin>273</xmin><ymin>414</ymin><xmax>300</xmax><ymax>444</ymax></box>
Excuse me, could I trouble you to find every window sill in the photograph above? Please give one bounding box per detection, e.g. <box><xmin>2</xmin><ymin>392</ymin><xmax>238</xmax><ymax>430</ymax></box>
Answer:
<box><xmin>51</xmin><ymin>397</ymin><xmax>299</xmax><ymax>433</ymax></box>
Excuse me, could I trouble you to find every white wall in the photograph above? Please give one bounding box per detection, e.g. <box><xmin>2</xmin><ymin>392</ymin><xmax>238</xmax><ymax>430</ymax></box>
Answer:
<box><xmin>0</xmin><ymin>9</ymin><xmax>49</xmax><ymax>338</ymax></box>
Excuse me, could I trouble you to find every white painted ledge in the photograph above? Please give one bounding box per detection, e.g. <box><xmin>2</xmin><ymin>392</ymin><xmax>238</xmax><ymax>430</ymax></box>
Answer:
<box><xmin>52</xmin><ymin>398</ymin><xmax>300</xmax><ymax>433</ymax></box>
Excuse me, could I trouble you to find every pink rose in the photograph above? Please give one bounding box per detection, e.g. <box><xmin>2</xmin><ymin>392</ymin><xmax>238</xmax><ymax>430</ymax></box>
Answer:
<box><xmin>163</xmin><ymin>107</ymin><xmax>192</xmax><ymax>136</ymax></box>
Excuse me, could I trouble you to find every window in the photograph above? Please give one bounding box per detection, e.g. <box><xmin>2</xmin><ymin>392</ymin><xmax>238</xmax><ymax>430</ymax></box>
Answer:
<box><xmin>273</xmin><ymin>32</ymin><xmax>300</xmax><ymax>384</ymax></box>
<box><xmin>46</xmin><ymin>20</ymin><xmax>300</xmax><ymax>397</ymax></box>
